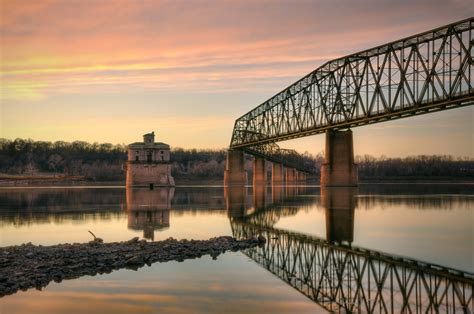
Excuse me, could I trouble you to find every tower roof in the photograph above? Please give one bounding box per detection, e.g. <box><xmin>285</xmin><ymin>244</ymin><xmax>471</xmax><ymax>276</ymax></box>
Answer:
<box><xmin>128</xmin><ymin>142</ymin><xmax>170</xmax><ymax>149</ymax></box>
<box><xmin>128</xmin><ymin>131</ymin><xmax>170</xmax><ymax>149</ymax></box>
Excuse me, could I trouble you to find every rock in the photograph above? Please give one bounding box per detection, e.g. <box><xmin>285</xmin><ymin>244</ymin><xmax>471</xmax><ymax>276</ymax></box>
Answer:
<box><xmin>127</xmin><ymin>237</ymin><xmax>139</xmax><ymax>244</ymax></box>
<box><xmin>125</xmin><ymin>255</ymin><xmax>143</xmax><ymax>266</ymax></box>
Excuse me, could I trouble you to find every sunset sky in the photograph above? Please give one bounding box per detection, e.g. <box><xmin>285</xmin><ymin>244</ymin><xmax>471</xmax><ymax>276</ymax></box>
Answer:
<box><xmin>1</xmin><ymin>0</ymin><xmax>473</xmax><ymax>157</ymax></box>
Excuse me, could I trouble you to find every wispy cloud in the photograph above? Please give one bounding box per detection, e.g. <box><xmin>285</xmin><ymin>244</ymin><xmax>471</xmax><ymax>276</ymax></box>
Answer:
<box><xmin>2</xmin><ymin>0</ymin><xmax>472</xmax><ymax>100</ymax></box>
<box><xmin>1</xmin><ymin>0</ymin><xmax>472</xmax><ymax>154</ymax></box>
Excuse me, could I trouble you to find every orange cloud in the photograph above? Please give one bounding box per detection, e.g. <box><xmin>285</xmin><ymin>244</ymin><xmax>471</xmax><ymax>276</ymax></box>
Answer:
<box><xmin>1</xmin><ymin>0</ymin><xmax>472</xmax><ymax>154</ymax></box>
<box><xmin>0</xmin><ymin>283</ymin><xmax>318</xmax><ymax>314</ymax></box>
<box><xmin>3</xmin><ymin>0</ymin><xmax>470</xmax><ymax>101</ymax></box>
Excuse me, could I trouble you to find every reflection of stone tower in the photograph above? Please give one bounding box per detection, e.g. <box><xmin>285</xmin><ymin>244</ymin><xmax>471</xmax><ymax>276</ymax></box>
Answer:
<box><xmin>321</xmin><ymin>187</ymin><xmax>356</xmax><ymax>244</ymax></box>
<box><xmin>125</xmin><ymin>131</ymin><xmax>175</xmax><ymax>187</ymax></box>
<box><xmin>129</xmin><ymin>210</ymin><xmax>169</xmax><ymax>240</ymax></box>
<box><xmin>126</xmin><ymin>187</ymin><xmax>174</xmax><ymax>240</ymax></box>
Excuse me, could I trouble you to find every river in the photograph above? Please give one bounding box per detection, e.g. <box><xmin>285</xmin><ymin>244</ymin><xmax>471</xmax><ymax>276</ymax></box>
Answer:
<box><xmin>0</xmin><ymin>184</ymin><xmax>472</xmax><ymax>313</ymax></box>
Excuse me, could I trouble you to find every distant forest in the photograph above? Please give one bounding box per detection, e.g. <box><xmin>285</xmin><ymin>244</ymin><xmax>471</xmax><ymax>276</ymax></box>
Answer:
<box><xmin>0</xmin><ymin>138</ymin><xmax>472</xmax><ymax>181</ymax></box>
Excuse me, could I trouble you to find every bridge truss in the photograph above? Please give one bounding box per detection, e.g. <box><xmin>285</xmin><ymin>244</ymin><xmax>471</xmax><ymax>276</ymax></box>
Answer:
<box><xmin>230</xmin><ymin>18</ymin><xmax>474</xmax><ymax>149</ymax></box>
<box><xmin>231</xmin><ymin>221</ymin><xmax>474</xmax><ymax>313</ymax></box>
<box><xmin>242</xmin><ymin>143</ymin><xmax>316</xmax><ymax>173</ymax></box>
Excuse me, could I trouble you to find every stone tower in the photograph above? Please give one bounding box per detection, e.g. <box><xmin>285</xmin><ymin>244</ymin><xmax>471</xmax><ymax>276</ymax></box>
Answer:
<box><xmin>125</xmin><ymin>132</ymin><xmax>175</xmax><ymax>187</ymax></box>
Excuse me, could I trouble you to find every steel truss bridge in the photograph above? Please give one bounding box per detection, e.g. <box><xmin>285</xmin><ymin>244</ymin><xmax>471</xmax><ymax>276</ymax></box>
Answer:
<box><xmin>230</xmin><ymin>18</ymin><xmax>474</xmax><ymax>151</ymax></box>
<box><xmin>231</xmin><ymin>221</ymin><xmax>474</xmax><ymax>313</ymax></box>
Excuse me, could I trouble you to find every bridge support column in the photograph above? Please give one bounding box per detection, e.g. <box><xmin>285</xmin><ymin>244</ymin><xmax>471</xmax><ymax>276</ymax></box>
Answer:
<box><xmin>320</xmin><ymin>130</ymin><xmax>358</xmax><ymax>187</ymax></box>
<box><xmin>272</xmin><ymin>163</ymin><xmax>284</xmax><ymax>185</ymax></box>
<box><xmin>253</xmin><ymin>184</ymin><xmax>266</xmax><ymax>211</ymax></box>
<box><xmin>253</xmin><ymin>157</ymin><xmax>267</xmax><ymax>186</ymax></box>
<box><xmin>224</xmin><ymin>150</ymin><xmax>248</xmax><ymax>186</ymax></box>
<box><xmin>297</xmin><ymin>171</ymin><xmax>306</xmax><ymax>183</ymax></box>
<box><xmin>272</xmin><ymin>184</ymin><xmax>284</xmax><ymax>203</ymax></box>
<box><xmin>286</xmin><ymin>167</ymin><xmax>296</xmax><ymax>185</ymax></box>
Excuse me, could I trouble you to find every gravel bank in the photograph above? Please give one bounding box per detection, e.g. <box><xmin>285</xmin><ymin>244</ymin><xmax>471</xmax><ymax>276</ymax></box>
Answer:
<box><xmin>0</xmin><ymin>235</ymin><xmax>266</xmax><ymax>297</ymax></box>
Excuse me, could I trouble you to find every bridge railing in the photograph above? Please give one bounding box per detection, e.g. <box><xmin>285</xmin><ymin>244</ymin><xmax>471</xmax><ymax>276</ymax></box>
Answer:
<box><xmin>230</xmin><ymin>18</ymin><xmax>474</xmax><ymax>149</ymax></box>
<box><xmin>231</xmin><ymin>221</ymin><xmax>474</xmax><ymax>313</ymax></box>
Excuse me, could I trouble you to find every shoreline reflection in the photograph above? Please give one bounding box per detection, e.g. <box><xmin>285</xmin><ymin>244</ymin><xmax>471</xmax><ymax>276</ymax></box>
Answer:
<box><xmin>0</xmin><ymin>185</ymin><xmax>472</xmax><ymax>269</ymax></box>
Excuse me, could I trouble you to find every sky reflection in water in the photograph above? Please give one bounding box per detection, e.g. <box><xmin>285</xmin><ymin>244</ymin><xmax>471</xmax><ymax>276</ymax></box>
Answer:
<box><xmin>0</xmin><ymin>184</ymin><xmax>472</xmax><ymax>313</ymax></box>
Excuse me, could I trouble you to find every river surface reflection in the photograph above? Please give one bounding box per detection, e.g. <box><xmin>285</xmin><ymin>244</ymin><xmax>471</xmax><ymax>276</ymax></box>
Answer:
<box><xmin>0</xmin><ymin>184</ymin><xmax>472</xmax><ymax>313</ymax></box>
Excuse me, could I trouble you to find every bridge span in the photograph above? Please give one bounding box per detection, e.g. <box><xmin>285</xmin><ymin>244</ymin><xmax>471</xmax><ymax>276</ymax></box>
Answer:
<box><xmin>225</xmin><ymin>18</ymin><xmax>474</xmax><ymax>186</ymax></box>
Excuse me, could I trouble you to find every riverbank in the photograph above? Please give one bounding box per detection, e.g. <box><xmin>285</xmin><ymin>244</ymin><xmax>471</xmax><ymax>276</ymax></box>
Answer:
<box><xmin>0</xmin><ymin>235</ymin><xmax>266</xmax><ymax>297</ymax></box>
<box><xmin>0</xmin><ymin>174</ymin><xmax>94</xmax><ymax>187</ymax></box>
<box><xmin>1</xmin><ymin>175</ymin><xmax>472</xmax><ymax>187</ymax></box>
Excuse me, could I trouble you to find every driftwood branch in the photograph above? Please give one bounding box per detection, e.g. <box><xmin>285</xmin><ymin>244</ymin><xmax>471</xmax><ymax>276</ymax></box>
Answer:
<box><xmin>88</xmin><ymin>230</ymin><xmax>97</xmax><ymax>240</ymax></box>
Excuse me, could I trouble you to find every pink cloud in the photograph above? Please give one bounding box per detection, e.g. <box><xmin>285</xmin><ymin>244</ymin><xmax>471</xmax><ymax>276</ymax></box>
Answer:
<box><xmin>1</xmin><ymin>0</ymin><xmax>472</xmax><ymax>153</ymax></box>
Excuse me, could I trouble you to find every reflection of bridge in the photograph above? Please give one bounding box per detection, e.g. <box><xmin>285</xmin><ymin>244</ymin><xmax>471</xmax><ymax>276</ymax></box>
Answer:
<box><xmin>227</xmin><ymin>186</ymin><xmax>356</xmax><ymax>244</ymax></box>
<box><xmin>226</xmin><ymin>185</ymin><xmax>312</xmax><ymax>227</ymax></box>
<box><xmin>226</xmin><ymin>186</ymin><xmax>474</xmax><ymax>313</ymax></box>
<box><xmin>225</xmin><ymin>18</ymin><xmax>474</xmax><ymax>187</ymax></box>
<box><xmin>231</xmin><ymin>222</ymin><xmax>473</xmax><ymax>313</ymax></box>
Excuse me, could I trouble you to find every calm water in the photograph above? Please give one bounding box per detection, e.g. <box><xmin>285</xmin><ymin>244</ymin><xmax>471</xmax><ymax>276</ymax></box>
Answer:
<box><xmin>0</xmin><ymin>184</ymin><xmax>473</xmax><ymax>313</ymax></box>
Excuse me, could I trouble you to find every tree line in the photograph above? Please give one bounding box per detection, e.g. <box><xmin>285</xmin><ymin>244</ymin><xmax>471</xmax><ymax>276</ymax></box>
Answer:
<box><xmin>0</xmin><ymin>139</ymin><xmax>127</xmax><ymax>181</ymax></box>
<box><xmin>0</xmin><ymin>138</ymin><xmax>472</xmax><ymax>181</ymax></box>
<box><xmin>355</xmin><ymin>154</ymin><xmax>473</xmax><ymax>179</ymax></box>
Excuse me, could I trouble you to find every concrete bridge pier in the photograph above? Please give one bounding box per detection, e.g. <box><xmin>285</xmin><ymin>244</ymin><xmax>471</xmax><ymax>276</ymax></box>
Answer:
<box><xmin>297</xmin><ymin>184</ymin><xmax>306</xmax><ymax>195</ymax></box>
<box><xmin>272</xmin><ymin>163</ymin><xmax>284</xmax><ymax>185</ymax></box>
<box><xmin>253</xmin><ymin>184</ymin><xmax>266</xmax><ymax>211</ymax></box>
<box><xmin>297</xmin><ymin>171</ymin><xmax>306</xmax><ymax>183</ymax></box>
<box><xmin>320</xmin><ymin>130</ymin><xmax>358</xmax><ymax>187</ymax></box>
<box><xmin>285</xmin><ymin>184</ymin><xmax>296</xmax><ymax>198</ymax></box>
<box><xmin>253</xmin><ymin>157</ymin><xmax>267</xmax><ymax>186</ymax></box>
<box><xmin>272</xmin><ymin>184</ymin><xmax>284</xmax><ymax>203</ymax></box>
<box><xmin>286</xmin><ymin>167</ymin><xmax>297</xmax><ymax>185</ymax></box>
<box><xmin>224</xmin><ymin>150</ymin><xmax>248</xmax><ymax>186</ymax></box>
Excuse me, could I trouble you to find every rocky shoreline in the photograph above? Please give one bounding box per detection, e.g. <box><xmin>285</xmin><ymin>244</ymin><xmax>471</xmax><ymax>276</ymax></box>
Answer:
<box><xmin>0</xmin><ymin>235</ymin><xmax>266</xmax><ymax>297</ymax></box>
